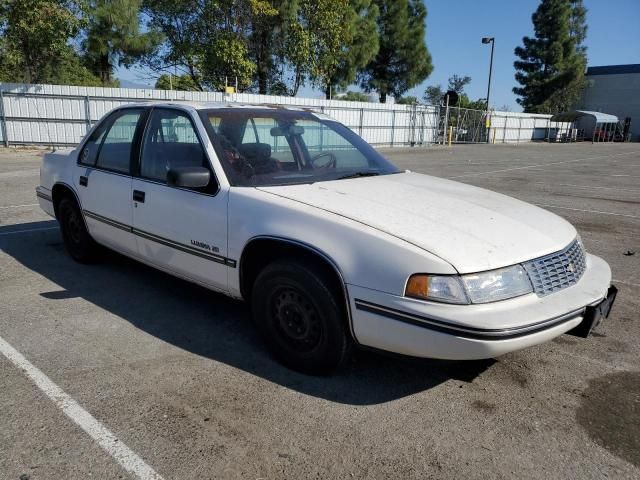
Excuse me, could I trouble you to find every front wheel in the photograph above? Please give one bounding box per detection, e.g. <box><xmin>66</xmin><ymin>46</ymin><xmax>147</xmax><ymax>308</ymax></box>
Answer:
<box><xmin>58</xmin><ymin>197</ymin><xmax>100</xmax><ymax>263</ymax></box>
<box><xmin>252</xmin><ymin>260</ymin><xmax>351</xmax><ymax>375</ymax></box>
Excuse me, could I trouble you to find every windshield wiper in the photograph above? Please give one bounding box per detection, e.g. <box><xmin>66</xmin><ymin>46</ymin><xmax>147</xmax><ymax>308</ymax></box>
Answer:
<box><xmin>337</xmin><ymin>171</ymin><xmax>380</xmax><ymax>180</ymax></box>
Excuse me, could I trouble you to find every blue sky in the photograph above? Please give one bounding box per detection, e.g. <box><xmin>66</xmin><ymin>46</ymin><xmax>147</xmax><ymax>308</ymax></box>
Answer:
<box><xmin>119</xmin><ymin>0</ymin><xmax>640</xmax><ymax>110</ymax></box>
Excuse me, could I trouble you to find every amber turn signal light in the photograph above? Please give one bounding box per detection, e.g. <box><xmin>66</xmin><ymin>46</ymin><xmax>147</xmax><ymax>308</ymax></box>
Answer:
<box><xmin>405</xmin><ymin>274</ymin><xmax>430</xmax><ymax>299</ymax></box>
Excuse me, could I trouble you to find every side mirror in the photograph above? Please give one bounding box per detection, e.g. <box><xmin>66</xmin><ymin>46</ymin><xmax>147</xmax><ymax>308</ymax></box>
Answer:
<box><xmin>167</xmin><ymin>166</ymin><xmax>210</xmax><ymax>188</ymax></box>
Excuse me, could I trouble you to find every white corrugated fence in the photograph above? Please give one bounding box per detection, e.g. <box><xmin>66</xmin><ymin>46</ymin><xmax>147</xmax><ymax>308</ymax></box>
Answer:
<box><xmin>0</xmin><ymin>83</ymin><xmax>565</xmax><ymax>147</ymax></box>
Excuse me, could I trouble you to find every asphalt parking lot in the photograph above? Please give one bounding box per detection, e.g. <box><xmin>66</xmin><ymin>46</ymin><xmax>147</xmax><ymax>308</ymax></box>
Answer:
<box><xmin>1</xmin><ymin>142</ymin><xmax>638</xmax><ymax>479</ymax></box>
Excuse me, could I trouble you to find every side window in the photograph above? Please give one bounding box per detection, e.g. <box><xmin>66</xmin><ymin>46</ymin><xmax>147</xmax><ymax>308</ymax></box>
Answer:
<box><xmin>95</xmin><ymin>110</ymin><xmax>143</xmax><ymax>174</ymax></box>
<box><xmin>140</xmin><ymin>109</ymin><xmax>212</xmax><ymax>190</ymax></box>
<box><xmin>79</xmin><ymin>119</ymin><xmax>110</xmax><ymax>166</ymax></box>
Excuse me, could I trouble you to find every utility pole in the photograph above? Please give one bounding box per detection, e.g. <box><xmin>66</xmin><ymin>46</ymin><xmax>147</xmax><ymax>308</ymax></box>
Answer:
<box><xmin>482</xmin><ymin>37</ymin><xmax>495</xmax><ymax>143</ymax></box>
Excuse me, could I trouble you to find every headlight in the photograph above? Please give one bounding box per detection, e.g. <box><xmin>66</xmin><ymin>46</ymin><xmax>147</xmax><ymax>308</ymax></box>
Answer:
<box><xmin>461</xmin><ymin>265</ymin><xmax>532</xmax><ymax>303</ymax></box>
<box><xmin>405</xmin><ymin>265</ymin><xmax>533</xmax><ymax>304</ymax></box>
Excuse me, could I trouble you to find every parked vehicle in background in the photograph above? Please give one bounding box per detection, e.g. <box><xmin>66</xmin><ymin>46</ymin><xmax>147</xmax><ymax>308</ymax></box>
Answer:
<box><xmin>37</xmin><ymin>102</ymin><xmax>617</xmax><ymax>374</ymax></box>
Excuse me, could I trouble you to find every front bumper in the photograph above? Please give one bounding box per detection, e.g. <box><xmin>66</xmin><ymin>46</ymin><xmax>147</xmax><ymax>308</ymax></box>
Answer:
<box><xmin>348</xmin><ymin>253</ymin><xmax>612</xmax><ymax>360</ymax></box>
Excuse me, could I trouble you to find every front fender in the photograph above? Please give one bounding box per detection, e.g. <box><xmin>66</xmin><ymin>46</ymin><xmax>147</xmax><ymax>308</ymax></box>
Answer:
<box><xmin>228</xmin><ymin>188</ymin><xmax>456</xmax><ymax>297</ymax></box>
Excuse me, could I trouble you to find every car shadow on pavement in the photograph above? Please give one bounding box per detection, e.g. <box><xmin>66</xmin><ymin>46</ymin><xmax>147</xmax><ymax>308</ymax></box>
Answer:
<box><xmin>1</xmin><ymin>221</ymin><xmax>494</xmax><ymax>406</ymax></box>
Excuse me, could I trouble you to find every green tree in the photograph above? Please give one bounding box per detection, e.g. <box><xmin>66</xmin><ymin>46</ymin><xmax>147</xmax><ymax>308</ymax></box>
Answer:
<box><xmin>201</xmin><ymin>32</ymin><xmax>257</xmax><ymax>91</ymax></box>
<box><xmin>142</xmin><ymin>0</ymin><xmax>205</xmax><ymax>90</ymax></box>
<box><xmin>248</xmin><ymin>0</ymin><xmax>287</xmax><ymax>94</ymax></box>
<box><xmin>155</xmin><ymin>73</ymin><xmax>200</xmax><ymax>90</ymax></box>
<box><xmin>458</xmin><ymin>94</ymin><xmax>487</xmax><ymax>111</ymax></box>
<box><xmin>325</xmin><ymin>0</ymin><xmax>379</xmax><ymax>98</ymax></box>
<box><xmin>339</xmin><ymin>90</ymin><xmax>370</xmax><ymax>101</ymax></box>
<box><xmin>359</xmin><ymin>0</ymin><xmax>432</xmax><ymax>103</ymax></box>
<box><xmin>45</xmin><ymin>49</ymin><xmax>104</xmax><ymax>86</ymax></box>
<box><xmin>447</xmin><ymin>74</ymin><xmax>471</xmax><ymax>94</ymax></box>
<box><xmin>83</xmin><ymin>0</ymin><xmax>161</xmax><ymax>86</ymax></box>
<box><xmin>423</xmin><ymin>74</ymin><xmax>472</xmax><ymax>105</ymax></box>
<box><xmin>396</xmin><ymin>95</ymin><xmax>418</xmax><ymax>105</ymax></box>
<box><xmin>143</xmin><ymin>0</ymin><xmax>276</xmax><ymax>91</ymax></box>
<box><xmin>513</xmin><ymin>0</ymin><xmax>588</xmax><ymax>113</ymax></box>
<box><xmin>0</xmin><ymin>0</ymin><xmax>87</xmax><ymax>84</ymax></box>
<box><xmin>282</xmin><ymin>0</ymin><xmax>355</xmax><ymax>96</ymax></box>
<box><xmin>423</xmin><ymin>85</ymin><xmax>443</xmax><ymax>105</ymax></box>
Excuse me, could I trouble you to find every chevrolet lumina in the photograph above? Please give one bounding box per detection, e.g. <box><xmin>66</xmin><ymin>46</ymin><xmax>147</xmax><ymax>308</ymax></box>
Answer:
<box><xmin>36</xmin><ymin>103</ymin><xmax>617</xmax><ymax>374</ymax></box>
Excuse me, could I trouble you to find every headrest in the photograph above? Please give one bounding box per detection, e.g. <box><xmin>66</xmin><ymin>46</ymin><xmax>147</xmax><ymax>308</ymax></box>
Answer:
<box><xmin>237</xmin><ymin>143</ymin><xmax>271</xmax><ymax>161</ymax></box>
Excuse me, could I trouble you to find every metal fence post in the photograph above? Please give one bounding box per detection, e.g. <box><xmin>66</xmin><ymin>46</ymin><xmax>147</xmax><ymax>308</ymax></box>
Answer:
<box><xmin>390</xmin><ymin>110</ymin><xmax>395</xmax><ymax>147</ymax></box>
<box><xmin>0</xmin><ymin>89</ymin><xmax>8</xmax><ymax>147</ymax></box>
<box><xmin>409</xmin><ymin>104</ymin><xmax>416</xmax><ymax>146</ymax></box>
<box><xmin>84</xmin><ymin>95</ymin><xmax>92</xmax><ymax>133</ymax></box>
<box><xmin>517</xmin><ymin>116</ymin><xmax>522</xmax><ymax>144</ymax></box>
<box><xmin>502</xmin><ymin>115</ymin><xmax>507</xmax><ymax>143</ymax></box>
<box><xmin>442</xmin><ymin>96</ymin><xmax>450</xmax><ymax>145</ymax></box>
<box><xmin>546</xmin><ymin>118</ymin><xmax>550</xmax><ymax>142</ymax></box>
<box><xmin>358</xmin><ymin>108</ymin><xmax>364</xmax><ymax>136</ymax></box>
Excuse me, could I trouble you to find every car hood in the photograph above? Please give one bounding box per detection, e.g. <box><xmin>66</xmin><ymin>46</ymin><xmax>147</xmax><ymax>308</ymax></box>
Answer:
<box><xmin>257</xmin><ymin>172</ymin><xmax>577</xmax><ymax>274</ymax></box>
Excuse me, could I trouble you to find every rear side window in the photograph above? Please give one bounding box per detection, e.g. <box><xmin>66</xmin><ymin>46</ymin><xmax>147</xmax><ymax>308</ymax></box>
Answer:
<box><xmin>93</xmin><ymin>110</ymin><xmax>144</xmax><ymax>174</ymax></box>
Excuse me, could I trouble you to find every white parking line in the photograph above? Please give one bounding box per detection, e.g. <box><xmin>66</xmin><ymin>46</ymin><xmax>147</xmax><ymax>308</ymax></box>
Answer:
<box><xmin>0</xmin><ymin>168</ymin><xmax>40</xmax><ymax>179</ymax></box>
<box><xmin>0</xmin><ymin>226</ymin><xmax>59</xmax><ymax>236</ymax></box>
<box><xmin>612</xmin><ymin>279</ymin><xmax>640</xmax><ymax>288</ymax></box>
<box><xmin>0</xmin><ymin>203</ymin><xmax>38</xmax><ymax>209</ymax></box>
<box><xmin>536</xmin><ymin>183</ymin><xmax>640</xmax><ymax>194</ymax></box>
<box><xmin>0</xmin><ymin>335</ymin><xmax>165</xmax><ymax>480</ymax></box>
<box><xmin>535</xmin><ymin>203</ymin><xmax>640</xmax><ymax>219</ymax></box>
<box><xmin>448</xmin><ymin>150</ymin><xmax>640</xmax><ymax>179</ymax></box>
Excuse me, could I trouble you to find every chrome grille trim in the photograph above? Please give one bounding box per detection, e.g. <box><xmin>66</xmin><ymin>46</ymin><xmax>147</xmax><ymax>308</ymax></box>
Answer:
<box><xmin>523</xmin><ymin>239</ymin><xmax>587</xmax><ymax>296</ymax></box>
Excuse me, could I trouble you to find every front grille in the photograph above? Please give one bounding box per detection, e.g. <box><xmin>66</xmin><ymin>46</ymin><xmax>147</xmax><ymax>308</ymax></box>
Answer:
<box><xmin>523</xmin><ymin>239</ymin><xmax>587</xmax><ymax>296</ymax></box>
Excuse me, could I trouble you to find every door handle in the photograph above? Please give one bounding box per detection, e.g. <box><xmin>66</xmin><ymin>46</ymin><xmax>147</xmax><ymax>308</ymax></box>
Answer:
<box><xmin>79</xmin><ymin>176</ymin><xmax>88</xmax><ymax>187</ymax></box>
<box><xmin>133</xmin><ymin>190</ymin><xmax>145</xmax><ymax>203</ymax></box>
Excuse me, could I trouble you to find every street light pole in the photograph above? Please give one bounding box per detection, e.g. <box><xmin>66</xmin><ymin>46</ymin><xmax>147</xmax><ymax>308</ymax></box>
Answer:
<box><xmin>482</xmin><ymin>37</ymin><xmax>495</xmax><ymax>143</ymax></box>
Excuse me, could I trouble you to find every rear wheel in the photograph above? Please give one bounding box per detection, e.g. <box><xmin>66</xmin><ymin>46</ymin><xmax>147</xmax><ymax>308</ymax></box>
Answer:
<box><xmin>58</xmin><ymin>196</ymin><xmax>99</xmax><ymax>263</ymax></box>
<box><xmin>252</xmin><ymin>260</ymin><xmax>351</xmax><ymax>375</ymax></box>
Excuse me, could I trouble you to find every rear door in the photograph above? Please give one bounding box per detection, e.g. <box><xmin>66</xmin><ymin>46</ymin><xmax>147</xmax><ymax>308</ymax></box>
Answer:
<box><xmin>75</xmin><ymin>108</ymin><xmax>146</xmax><ymax>255</ymax></box>
<box><xmin>131</xmin><ymin>107</ymin><xmax>229</xmax><ymax>292</ymax></box>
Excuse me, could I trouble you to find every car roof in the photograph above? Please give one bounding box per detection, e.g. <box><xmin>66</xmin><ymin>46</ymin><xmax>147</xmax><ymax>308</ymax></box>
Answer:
<box><xmin>118</xmin><ymin>101</ymin><xmax>318</xmax><ymax>113</ymax></box>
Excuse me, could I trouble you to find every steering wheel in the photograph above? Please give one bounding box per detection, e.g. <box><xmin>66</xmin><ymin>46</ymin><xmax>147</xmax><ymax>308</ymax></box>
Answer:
<box><xmin>310</xmin><ymin>152</ymin><xmax>337</xmax><ymax>169</ymax></box>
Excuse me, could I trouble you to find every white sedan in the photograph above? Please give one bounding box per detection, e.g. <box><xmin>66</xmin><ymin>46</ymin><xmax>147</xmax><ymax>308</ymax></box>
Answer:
<box><xmin>36</xmin><ymin>102</ymin><xmax>617</xmax><ymax>374</ymax></box>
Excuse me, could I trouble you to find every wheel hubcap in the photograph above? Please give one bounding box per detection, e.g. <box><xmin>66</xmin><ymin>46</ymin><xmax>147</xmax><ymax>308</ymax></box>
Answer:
<box><xmin>272</xmin><ymin>288</ymin><xmax>321</xmax><ymax>352</ymax></box>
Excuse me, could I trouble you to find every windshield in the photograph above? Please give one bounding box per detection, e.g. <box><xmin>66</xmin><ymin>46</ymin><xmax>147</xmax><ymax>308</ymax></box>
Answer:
<box><xmin>199</xmin><ymin>109</ymin><xmax>400</xmax><ymax>186</ymax></box>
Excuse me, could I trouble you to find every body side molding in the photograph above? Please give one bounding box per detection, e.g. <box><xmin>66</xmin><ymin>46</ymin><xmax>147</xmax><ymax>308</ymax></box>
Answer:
<box><xmin>83</xmin><ymin>208</ymin><xmax>237</xmax><ymax>267</ymax></box>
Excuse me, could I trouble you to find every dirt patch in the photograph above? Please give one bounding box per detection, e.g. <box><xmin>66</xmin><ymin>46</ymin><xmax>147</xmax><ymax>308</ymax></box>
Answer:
<box><xmin>576</xmin><ymin>371</ymin><xmax>640</xmax><ymax>467</ymax></box>
<box><xmin>471</xmin><ymin>400</ymin><xmax>496</xmax><ymax>414</ymax></box>
<box><xmin>553</xmin><ymin>336</ymin><xmax>578</xmax><ymax>346</ymax></box>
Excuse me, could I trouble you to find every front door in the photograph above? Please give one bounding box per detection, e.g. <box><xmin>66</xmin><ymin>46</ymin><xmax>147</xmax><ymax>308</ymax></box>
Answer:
<box><xmin>75</xmin><ymin>108</ymin><xmax>145</xmax><ymax>256</ymax></box>
<box><xmin>131</xmin><ymin>108</ymin><xmax>229</xmax><ymax>292</ymax></box>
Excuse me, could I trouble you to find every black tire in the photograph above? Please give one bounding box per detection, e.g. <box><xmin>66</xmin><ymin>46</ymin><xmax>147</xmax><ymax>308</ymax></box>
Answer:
<box><xmin>252</xmin><ymin>260</ymin><xmax>351</xmax><ymax>375</ymax></box>
<box><xmin>58</xmin><ymin>196</ymin><xmax>99</xmax><ymax>263</ymax></box>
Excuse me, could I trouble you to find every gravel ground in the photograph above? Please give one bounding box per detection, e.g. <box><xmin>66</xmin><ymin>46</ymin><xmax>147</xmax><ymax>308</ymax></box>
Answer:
<box><xmin>0</xmin><ymin>143</ymin><xmax>638</xmax><ymax>480</ymax></box>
